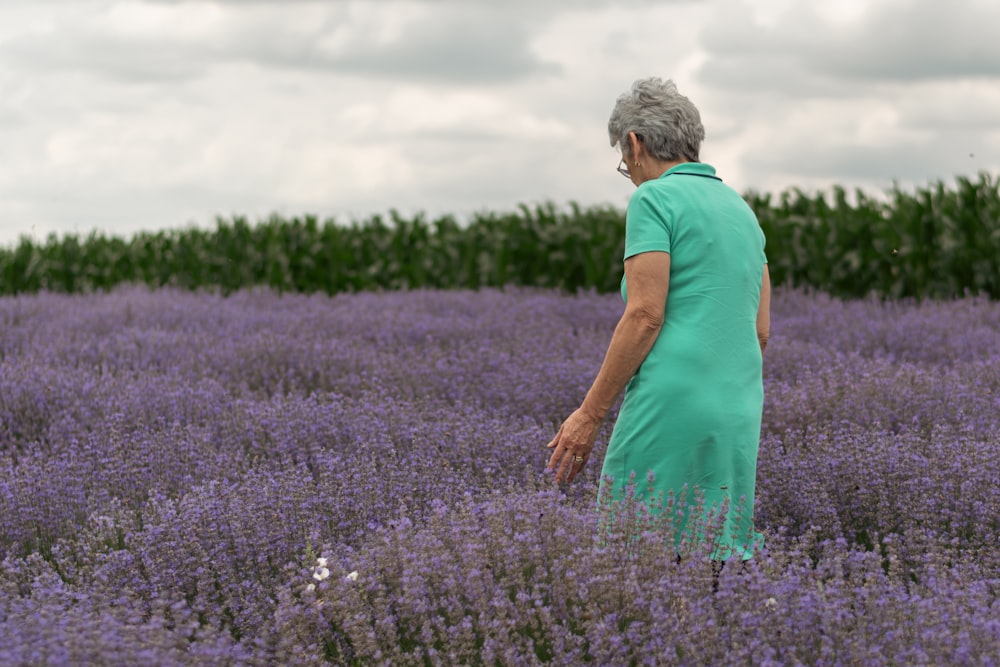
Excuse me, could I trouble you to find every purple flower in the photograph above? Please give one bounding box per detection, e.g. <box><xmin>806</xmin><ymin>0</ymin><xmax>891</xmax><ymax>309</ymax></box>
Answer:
<box><xmin>0</xmin><ymin>286</ymin><xmax>996</xmax><ymax>664</ymax></box>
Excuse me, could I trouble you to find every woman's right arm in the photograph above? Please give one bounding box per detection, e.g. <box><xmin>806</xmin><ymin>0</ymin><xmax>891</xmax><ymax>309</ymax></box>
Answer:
<box><xmin>757</xmin><ymin>265</ymin><xmax>771</xmax><ymax>357</ymax></box>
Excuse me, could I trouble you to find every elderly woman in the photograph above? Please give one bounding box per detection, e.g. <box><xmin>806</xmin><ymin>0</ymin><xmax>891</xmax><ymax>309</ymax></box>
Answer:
<box><xmin>546</xmin><ymin>77</ymin><xmax>770</xmax><ymax>561</ymax></box>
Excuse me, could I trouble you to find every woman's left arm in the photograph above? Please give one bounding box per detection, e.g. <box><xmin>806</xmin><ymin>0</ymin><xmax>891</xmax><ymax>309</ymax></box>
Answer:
<box><xmin>547</xmin><ymin>250</ymin><xmax>670</xmax><ymax>483</ymax></box>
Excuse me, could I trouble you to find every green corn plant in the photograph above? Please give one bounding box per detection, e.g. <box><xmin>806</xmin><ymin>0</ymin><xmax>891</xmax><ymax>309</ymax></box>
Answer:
<box><xmin>1</xmin><ymin>172</ymin><xmax>997</xmax><ymax>299</ymax></box>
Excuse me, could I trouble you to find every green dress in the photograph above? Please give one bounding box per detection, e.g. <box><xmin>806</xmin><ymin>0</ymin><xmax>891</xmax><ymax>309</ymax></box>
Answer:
<box><xmin>598</xmin><ymin>162</ymin><xmax>766</xmax><ymax>560</ymax></box>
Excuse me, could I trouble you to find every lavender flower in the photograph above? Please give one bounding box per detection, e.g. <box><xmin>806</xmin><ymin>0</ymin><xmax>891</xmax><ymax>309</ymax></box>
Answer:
<box><xmin>0</xmin><ymin>286</ymin><xmax>996</xmax><ymax>664</ymax></box>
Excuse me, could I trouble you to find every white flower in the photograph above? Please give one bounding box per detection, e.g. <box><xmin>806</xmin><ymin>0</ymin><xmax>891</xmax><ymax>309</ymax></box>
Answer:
<box><xmin>345</xmin><ymin>570</ymin><xmax>359</xmax><ymax>582</ymax></box>
<box><xmin>764</xmin><ymin>597</ymin><xmax>777</xmax><ymax>608</ymax></box>
<box><xmin>313</xmin><ymin>567</ymin><xmax>330</xmax><ymax>581</ymax></box>
<box><xmin>316</xmin><ymin>557</ymin><xmax>327</xmax><ymax>568</ymax></box>
<box><xmin>306</xmin><ymin>583</ymin><xmax>316</xmax><ymax>592</ymax></box>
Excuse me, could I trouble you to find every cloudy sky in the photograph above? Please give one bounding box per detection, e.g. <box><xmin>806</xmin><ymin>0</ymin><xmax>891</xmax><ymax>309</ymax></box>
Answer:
<box><xmin>1</xmin><ymin>0</ymin><xmax>998</xmax><ymax>246</ymax></box>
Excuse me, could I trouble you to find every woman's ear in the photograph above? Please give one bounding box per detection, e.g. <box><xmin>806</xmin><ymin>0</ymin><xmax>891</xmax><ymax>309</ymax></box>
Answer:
<box><xmin>627</xmin><ymin>131</ymin><xmax>643</xmax><ymax>164</ymax></box>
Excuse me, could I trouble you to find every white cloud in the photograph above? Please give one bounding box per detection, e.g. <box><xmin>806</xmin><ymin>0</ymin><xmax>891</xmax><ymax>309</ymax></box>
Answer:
<box><xmin>700</xmin><ymin>0</ymin><xmax>1000</xmax><ymax>89</ymax></box>
<box><xmin>690</xmin><ymin>0</ymin><xmax>1000</xmax><ymax>196</ymax></box>
<box><xmin>0</xmin><ymin>2</ymin><xmax>561</xmax><ymax>84</ymax></box>
<box><xmin>0</xmin><ymin>0</ymin><xmax>997</xmax><ymax>246</ymax></box>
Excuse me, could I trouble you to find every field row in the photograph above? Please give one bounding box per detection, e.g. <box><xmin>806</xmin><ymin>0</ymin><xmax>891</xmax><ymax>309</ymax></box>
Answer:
<box><xmin>2</xmin><ymin>171</ymin><xmax>999</xmax><ymax>299</ymax></box>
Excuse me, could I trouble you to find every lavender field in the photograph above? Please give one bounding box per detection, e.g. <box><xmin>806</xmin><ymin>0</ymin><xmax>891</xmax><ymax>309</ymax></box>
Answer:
<box><xmin>1</xmin><ymin>286</ymin><xmax>998</xmax><ymax>665</ymax></box>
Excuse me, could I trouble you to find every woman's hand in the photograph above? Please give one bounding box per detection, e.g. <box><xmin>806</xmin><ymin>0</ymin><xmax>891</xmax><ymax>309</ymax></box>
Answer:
<box><xmin>546</xmin><ymin>407</ymin><xmax>603</xmax><ymax>484</ymax></box>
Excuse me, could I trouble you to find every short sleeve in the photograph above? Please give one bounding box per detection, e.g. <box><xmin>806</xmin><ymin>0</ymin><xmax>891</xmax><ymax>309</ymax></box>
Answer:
<box><xmin>624</xmin><ymin>185</ymin><xmax>672</xmax><ymax>260</ymax></box>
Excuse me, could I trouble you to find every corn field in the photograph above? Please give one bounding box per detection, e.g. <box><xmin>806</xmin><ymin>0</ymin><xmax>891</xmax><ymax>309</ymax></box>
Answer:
<box><xmin>2</xmin><ymin>171</ymin><xmax>998</xmax><ymax>299</ymax></box>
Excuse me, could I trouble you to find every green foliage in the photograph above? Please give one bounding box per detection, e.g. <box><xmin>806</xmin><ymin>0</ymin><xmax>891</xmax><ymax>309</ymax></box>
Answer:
<box><xmin>751</xmin><ymin>171</ymin><xmax>1000</xmax><ymax>299</ymax></box>
<box><xmin>1</xmin><ymin>172</ymin><xmax>998</xmax><ymax>299</ymax></box>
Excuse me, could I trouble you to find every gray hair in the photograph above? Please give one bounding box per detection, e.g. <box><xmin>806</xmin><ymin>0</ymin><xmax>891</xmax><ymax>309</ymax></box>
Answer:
<box><xmin>608</xmin><ymin>77</ymin><xmax>705</xmax><ymax>162</ymax></box>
